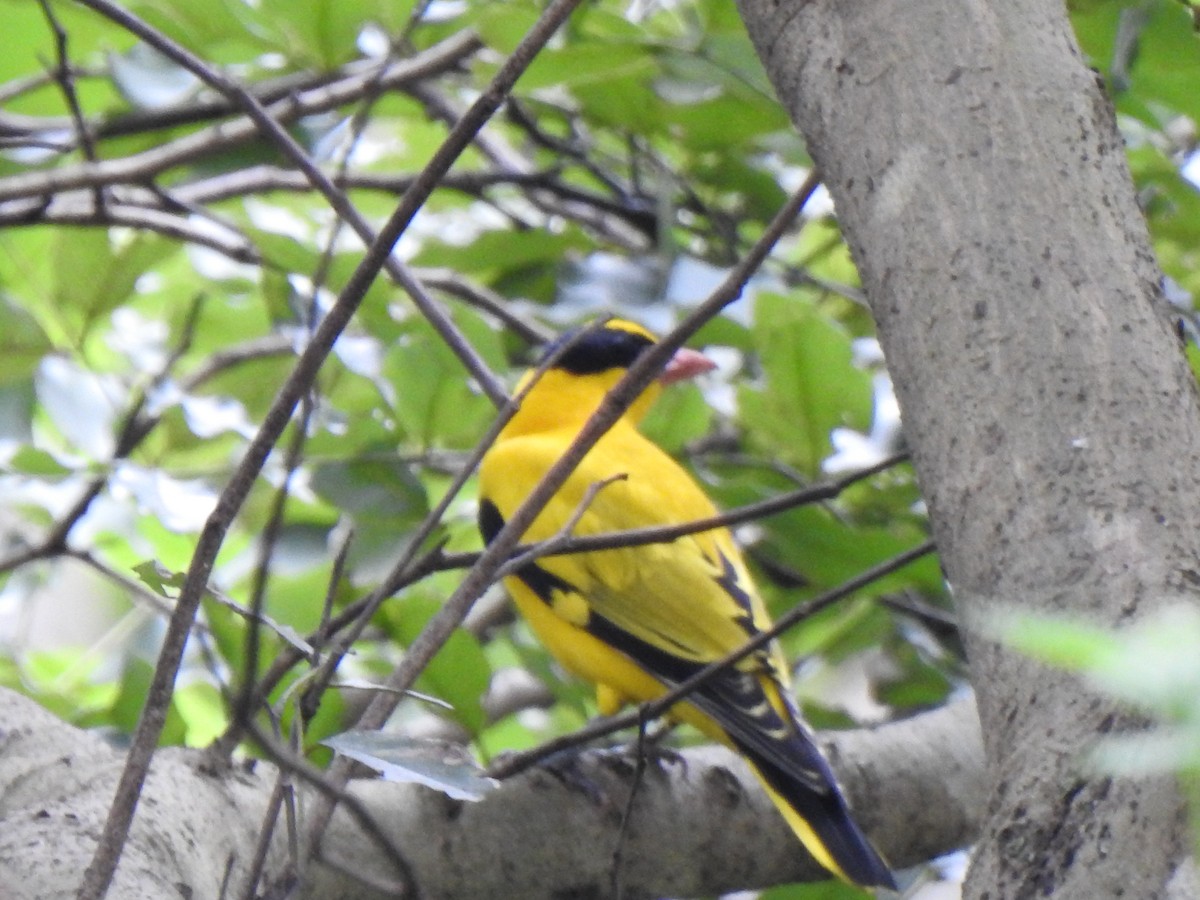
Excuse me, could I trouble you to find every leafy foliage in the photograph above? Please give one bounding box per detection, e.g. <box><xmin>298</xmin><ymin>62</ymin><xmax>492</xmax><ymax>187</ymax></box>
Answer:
<box><xmin>0</xmin><ymin>0</ymin><xmax>1197</xmax><ymax>894</ymax></box>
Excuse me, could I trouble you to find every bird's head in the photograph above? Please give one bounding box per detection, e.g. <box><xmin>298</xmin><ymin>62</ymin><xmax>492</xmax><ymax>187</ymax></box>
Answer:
<box><xmin>506</xmin><ymin>318</ymin><xmax>715</xmax><ymax>434</ymax></box>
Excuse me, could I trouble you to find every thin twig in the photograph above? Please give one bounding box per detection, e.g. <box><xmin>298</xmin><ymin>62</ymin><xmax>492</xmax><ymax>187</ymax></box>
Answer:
<box><xmin>242</xmin><ymin>718</ymin><xmax>420</xmax><ymax>898</ymax></box>
<box><xmin>232</xmin><ymin>389</ymin><xmax>314</xmax><ymax>735</ymax></box>
<box><xmin>0</xmin><ymin>52</ymin><xmax>448</xmax><ymax>144</ymax></box>
<box><xmin>235</xmin><ymin>771</ymin><xmax>289</xmax><ymax>900</ymax></box>
<box><xmin>484</xmin><ymin>452</ymin><xmax>909</xmax><ymax>573</ymax></box>
<box><xmin>171</xmin><ymin>165</ymin><xmax>562</xmax><ymax>206</ymax></box>
<box><xmin>315</xmin><ymin>850</ymin><xmax>413</xmax><ymax>896</ymax></box>
<box><xmin>611</xmin><ymin>714</ymin><xmax>651</xmax><ymax>900</ymax></box>
<box><xmin>297</xmin><ymin>523</ymin><xmax>356</xmax><ymax>726</ymax></box>
<box><xmin>36</xmin><ymin>0</ymin><xmax>101</xmax><ymax>215</ymax></box>
<box><xmin>413</xmin><ymin>81</ymin><xmax>654</xmax><ymax>252</ymax></box>
<box><xmin>234</xmin><ymin>88</ymin><xmax>376</xmax><ymax>745</ymax></box>
<box><xmin>500</xmin><ymin>473</ymin><xmax>629</xmax><ymax>579</ymax></box>
<box><xmin>66</xmin><ymin>549</ymin><xmax>197</xmax><ymax>630</ymax></box>
<box><xmin>418</xmin><ymin>268</ymin><xmax>554</xmax><ymax>345</ymax></box>
<box><xmin>0</xmin><ymin>33</ymin><xmax>481</xmax><ymax>203</ymax></box>
<box><xmin>0</xmin><ymin>199</ymin><xmax>260</xmax><ymax>262</ymax></box>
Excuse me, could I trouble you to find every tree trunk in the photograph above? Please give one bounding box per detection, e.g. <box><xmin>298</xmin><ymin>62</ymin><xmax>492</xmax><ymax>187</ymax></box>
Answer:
<box><xmin>735</xmin><ymin>0</ymin><xmax>1200</xmax><ymax>896</ymax></box>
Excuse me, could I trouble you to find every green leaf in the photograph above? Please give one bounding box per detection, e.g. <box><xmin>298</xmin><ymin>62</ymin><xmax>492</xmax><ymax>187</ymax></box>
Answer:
<box><xmin>309</xmin><ymin>456</ymin><xmax>431</xmax><ymax>582</ymax></box>
<box><xmin>49</xmin><ymin>232</ymin><xmax>178</xmax><ymax>339</ymax></box>
<box><xmin>0</xmin><ymin>301</ymin><xmax>53</xmax><ymax>384</ymax></box>
<box><xmin>668</xmin><ymin>93</ymin><xmax>789</xmax><ymax>150</ymax></box>
<box><xmin>412</xmin><ymin>228</ymin><xmax>589</xmax><ymax>280</ymax></box>
<box><xmin>572</xmin><ymin>75</ymin><xmax>665</xmax><ymax>133</ymax></box>
<box><xmin>1129</xmin><ymin>145</ymin><xmax>1200</xmax><ymax>249</ymax></box>
<box><xmin>124</xmin><ymin>0</ymin><xmax>267</xmax><ymax>63</ymax></box>
<box><xmin>999</xmin><ymin>612</ymin><xmax>1121</xmax><ymax>671</ymax></box>
<box><xmin>641</xmin><ymin>382</ymin><xmax>712</xmax><ymax>453</ymax></box>
<box><xmin>472</xmin><ymin>2</ymin><xmax>540</xmax><ymax>54</ymax></box>
<box><xmin>259</xmin><ymin>0</ymin><xmax>363</xmax><ymax>67</ymax></box>
<box><xmin>202</xmin><ymin>593</ymin><xmax>249</xmax><ymax>678</ymax></box>
<box><xmin>758</xmin><ymin>874</ymin><xmax>871</xmax><ymax>899</ymax></box>
<box><xmin>2</xmin><ymin>444</ymin><xmax>70</xmax><ymax>477</ymax></box>
<box><xmin>174</xmin><ymin>681</ymin><xmax>228</xmax><ymax>747</ymax></box>
<box><xmin>111</xmin><ymin>657</ymin><xmax>188</xmax><ymax>744</ymax></box>
<box><xmin>0</xmin><ymin>1</ymin><xmax>122</xmax><ymax>89</ymax></box>
<box><xmin>383</xmin><ymin>320</ymin><xmax>497</xmax><ymax>449</ymax></box>
<box><xmin>519</xmin><ymin>43</ymin><xmax>658</xmax><ymax>92</ymax></box>
<box><xmin>310</xmin><ymin>456</ymin><xmax>429</xmax><ymax>522</ymax></box>
<box><xmin>739</xmin><ymin>292</ymin><xmax>873</xmax><ymax>475</ymax></box>
<box><xmin>876</xmin><ymin>643</ymin><xmax>954</xmax><ymax>709</ymax></box>
<box><xmin>16</xmin><ymin>648</ymin><xmax>117</xmax><ymax>725</ymax></box>
<box><xmin>132</xmin><ymin>560</ymin><xmax>187</xmax><ymax>597</ymax></box>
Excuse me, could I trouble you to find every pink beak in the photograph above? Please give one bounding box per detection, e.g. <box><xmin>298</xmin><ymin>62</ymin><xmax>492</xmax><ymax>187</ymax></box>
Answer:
<box><xmin>660</xmin><ymin>347</ymin><xmax>717</xmax><ymax>386</ymax></box>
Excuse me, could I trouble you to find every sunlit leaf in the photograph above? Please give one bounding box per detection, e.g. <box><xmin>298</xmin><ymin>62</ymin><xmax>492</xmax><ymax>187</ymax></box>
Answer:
<box><xmin>2</xmin><ymin>445</ymin><xmax>71</xmax><ymax>477</ymax></box>
<box><xmin>133</xmin><ymin>559</ymin><xmax>186</xmax><ymax>597</ymax></box>
<box><xmin>174</xmin><ymin>681</ymin><xmax>228</xmax><ymax>747</ymax></box>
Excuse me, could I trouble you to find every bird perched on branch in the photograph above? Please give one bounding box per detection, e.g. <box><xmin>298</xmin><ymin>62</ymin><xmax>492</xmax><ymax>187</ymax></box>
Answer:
<box><xmin>478</xmin><ymin>318</ymin><xmax>895</xmax><ymax>890</ymax></box>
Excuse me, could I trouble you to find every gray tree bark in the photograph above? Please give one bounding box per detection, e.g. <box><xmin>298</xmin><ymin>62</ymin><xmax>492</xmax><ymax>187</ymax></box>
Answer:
<box><xmin>734</xmin><ymin>0</ymin><xmax>1200</xmax><ymax>897</ymax></box>
<box><xmin>0</xmin><ymin>687</ymin><xmax>981</xmax><ymax>898</ymax></box>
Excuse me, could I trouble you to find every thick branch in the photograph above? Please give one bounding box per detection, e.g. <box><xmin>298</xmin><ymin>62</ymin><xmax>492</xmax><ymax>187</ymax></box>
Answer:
<box><xmin>0</xmin><ymin>687</ymin><xmax>983</xmax><ymax>899</ymax></box>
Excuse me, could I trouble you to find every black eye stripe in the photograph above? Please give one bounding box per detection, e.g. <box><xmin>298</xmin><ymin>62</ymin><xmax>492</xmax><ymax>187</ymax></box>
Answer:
<box><xmin>540</xmin><ymin>326</ymin><xmax>655</xmax><ymax>375</ymax></box>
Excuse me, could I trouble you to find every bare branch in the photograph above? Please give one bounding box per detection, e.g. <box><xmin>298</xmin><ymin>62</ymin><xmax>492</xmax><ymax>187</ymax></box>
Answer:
<box><xmin>0</xmin><ymin>32</ymin><xmax>481</xmax><ymax>204</ymax></box>
<box><xmin>35</xmin><ymin>0</ymin><xmax>101</xmax><ymax>219</ymax></box>
<box><xmin>0</xmin><ymin>197</ymin><xmax>259</xmax><ymax>262</ymax></box>
<box><xmin>0</xmin><ymin>54</ymin><xmax>445</xmax><ymax>144</ymax></box>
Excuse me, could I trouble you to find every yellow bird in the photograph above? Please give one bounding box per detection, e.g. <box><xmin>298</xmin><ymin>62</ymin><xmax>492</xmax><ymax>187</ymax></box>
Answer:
<box><xmin>478</xmin><ymin>319</ymin><xmax>895</xmax><ymax>889</ymax></box>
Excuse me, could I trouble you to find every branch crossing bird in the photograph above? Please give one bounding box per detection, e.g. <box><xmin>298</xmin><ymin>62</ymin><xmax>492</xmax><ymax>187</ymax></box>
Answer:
<box><xmin>478</xmin><ymin>318</ymin><xmax>895</xmax><ymax>890</ymax></box>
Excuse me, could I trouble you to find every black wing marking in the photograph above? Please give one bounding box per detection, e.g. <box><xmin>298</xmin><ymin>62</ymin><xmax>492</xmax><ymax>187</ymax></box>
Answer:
<box><xmin>478</xmin><ymin>498</ymin><xmax>577</xmax><ymax>602</ymax></box>
<box><xmin>712</xmin><ymin>550</ymin><xmax>757</xmax><ymax>634</ymax></box>
<box><xmin>586</xmin><ymin>611</ymin><xmax>832</xmax><ymax>796</ymax></box>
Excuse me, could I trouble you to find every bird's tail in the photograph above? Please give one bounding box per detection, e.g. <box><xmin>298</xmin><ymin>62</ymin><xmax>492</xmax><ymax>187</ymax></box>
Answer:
<box><xmin>738</xmin><ymin>734</ymin><xmax>896</xmax><ymax>890</ymax></box>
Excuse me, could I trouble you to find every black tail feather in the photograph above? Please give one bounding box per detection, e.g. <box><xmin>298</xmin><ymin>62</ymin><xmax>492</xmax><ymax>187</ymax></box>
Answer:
<box><xmin>741</xmin><ymin>736</ymin><xmax>896</xmax><ymax>889</ymax></box>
